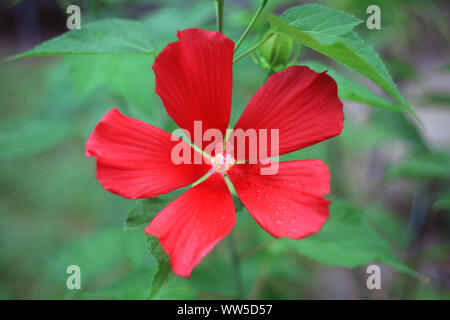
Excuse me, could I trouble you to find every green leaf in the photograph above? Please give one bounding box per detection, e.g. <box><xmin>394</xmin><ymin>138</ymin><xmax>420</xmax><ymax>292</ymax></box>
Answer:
<box><xmin>125</xmin><ymin>190</ymin><xmax>183</xmax><ymax>230</ymax></box>
<box><xmin>9</xmin><ymin>19</ymin><xmax>156</xmax><ymax>60</ymax></box>
<box><xmin>386</xmin><ymin>152</ymin><xmax>450</xmax><ymax>181</ymax></box>
<box><xmin>45</xmin><ymin>229</ymin><xmax>148</xmax><ymax>284</ymax></box>
<box><xmin>142</xmin><ymin>4</ymin><xmax>214</xmax><ymax>52</ymax></box>
<box><xmin>434</xmin><ymin>190</ymin><xmax>450</xmax><ymax>210</ymax></box>
<box><xmin>79</xmin><ymin>269</ymin><xmax>154</xmax><ymax>300</ymax></box>
<box><xmin>125</xmin><ymin>198</ymin><xmax>167</xmax><ymax>231</ymax></box>
<box><xmin>268</xmin><ymin>4</ymin><xmax>419</xmax><ymax>122</ymax></box>
<box><xmin>371</xmin><ymin>110</ymin><xmax>428</xmax><ymax>151</ymax></box>
<box><xmin>304</xmin><ymin>60</ymin><xmax>402</xmax><ymax>111</ymax></box>
<box><xmin>366</xmin><ymin>206</ymin><xmax>411</xmax><ymax>249</ymax></box>
<box><xmin>146</xmin><ymin>235</ymin><xmax>172</xmax><ymax>299</ymax></box>
<box><xmin>278</xmin><ymin>198</ymin><xmax>422</xmax><ymax>279</ymax></box>
<box><xmin>125</xmin><ymin>190</ymin><xmax>184</xmax><ymax>299</ymax></box>
<box><xmin>338</xmin><ymin>110</ymin><xmax>428</xmax><ymax>153</ymax></box>
<box><xmin>0</xmin><ymin>116</ymin><xmax>74</xmax><ymax>160</ymax></box>
<box><xmin>439</xmin><ymin>63</ymin><xmax>450</xmax><ymax>72</ymax></box>
<box><xmin>65</xmin><ymin>54</ymin><xmax>156</xmax><ymax>120</ymax></box>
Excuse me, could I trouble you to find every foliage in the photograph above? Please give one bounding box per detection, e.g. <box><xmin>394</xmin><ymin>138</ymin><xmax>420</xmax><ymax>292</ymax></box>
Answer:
<box><xmin>275</xmin><ymin>198</ymin><xmax>422</xmax><ymax>279</ymax></box>
<box><xmin>9</xmin><ymin>19</ymin><xmax>156</xmax><ymax>59</ymax></box>
<box><xmin>268</xmin><ymin>4</ymin><xmax>418</xmax><ymax>121</ymax></box>
<box><xmin>1</xmin><ymin>0</ymin><xmax>448</xmax><ymax>300</ymax></box>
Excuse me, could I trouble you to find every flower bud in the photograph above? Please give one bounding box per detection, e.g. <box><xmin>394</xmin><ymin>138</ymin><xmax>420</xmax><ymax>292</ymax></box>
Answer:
<box><xmin>255</xmin><ymin>32</ymin><xmax>297</xmax><ymax>70</ymax></box>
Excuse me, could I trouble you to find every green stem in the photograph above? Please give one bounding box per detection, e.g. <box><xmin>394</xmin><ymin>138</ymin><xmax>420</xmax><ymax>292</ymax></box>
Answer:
<box><xmin>327</xmin><ymin>139</ymin><xmax>346</xmax><ymax>197</ymax></box>
<box><xmin>191</xmin><ymin>142</ymin><xmax>212</xmax><ymax>160</ymax></box>
<box><xmin>215</xmin><ymin>0</ymin><xmax>225</xmax><ymax>33</ymax></box>
<box><xmin>249</xmin><ymin>253</ymin><xmax>272</xmax><ymax>299</ymax></box>
<box><xmin>224</xmin><ymin>175</ymin><xmax>238</xmax><ymax>196</ymax></box>
<box><xmin>239</xmin><ymin>239</ymin><xmax>275</xmax><ymax>260</ymax></box>
<box><xmin>227</xmin><ymin>232</ymin><xmax>245</xmax><ymax>299</ymax></box>
<box><xmin>234</xmin><ymin>0</ymin><xmax>269</xmax><ymax>53</ymax></box>
<box><xmin>192</xmin><ymin>171</ymin><xmax>212</xmax><ymax>187</ymax></box>
<box><xmin>266</xmin><ymin>66</ymin><xmax>274</xmax><ymax>81</ymax></box>
<box><xmin>233</xmin><ymin>32</ymin><xmax>275</xmax><ymax>64</ymax></box>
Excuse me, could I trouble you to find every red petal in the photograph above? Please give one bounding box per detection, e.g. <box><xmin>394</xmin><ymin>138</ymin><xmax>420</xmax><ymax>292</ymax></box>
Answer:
<box><xmin>153</xmin><ymin>29</ymin><xmax>234</xmax><ymax>150</ymax></box>
<box><xmin>86</xmin><ymin>108</ymin><xmax>211</xmax><ymax>199</ymax></box>
<box><xmin>230</xmin><ymin>66</ymin><xmax>343</xmax><ymax>160</ymax></box>
<box><xmin>145</xmin><ymin>173</ymin><xmax>235</xmax><ymax>277</ymax></box>
<box><xmin>227</xmin><ymin>160</ymin><xmax>330</xmax><ymax>239</ymax></box>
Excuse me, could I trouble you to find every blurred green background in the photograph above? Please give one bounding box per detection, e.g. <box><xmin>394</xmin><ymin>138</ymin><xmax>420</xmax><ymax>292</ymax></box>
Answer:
<box><xmin>0</xmin><ymin>0</ymin><xmax>449</xmax><ymax>299</ymax></box>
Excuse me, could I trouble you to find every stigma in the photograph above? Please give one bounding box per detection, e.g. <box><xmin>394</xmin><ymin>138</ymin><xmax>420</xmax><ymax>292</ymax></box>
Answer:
<box><xmin>210</xmin><ymin>143</ymin><xmax>235</xmax><ymax>174</ymax></box>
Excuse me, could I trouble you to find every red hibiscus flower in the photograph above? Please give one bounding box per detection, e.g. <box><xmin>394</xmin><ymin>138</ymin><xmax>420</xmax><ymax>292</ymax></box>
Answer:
<box><xmin>86</xmin><ymin>28</ymin><xmax>344</xmax><ymax>277</ymax></box>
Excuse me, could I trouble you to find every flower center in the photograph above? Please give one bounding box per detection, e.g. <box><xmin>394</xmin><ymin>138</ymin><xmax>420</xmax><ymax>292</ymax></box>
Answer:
<box><xmin>210</xmin><ymin>143</ymin><xmax>235</xmax><ymax>174</ymax></box>
<box><xmin>211</xmin><ymin>153</ymin><xmax>235</xmax><ymax>173</ymax></box>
